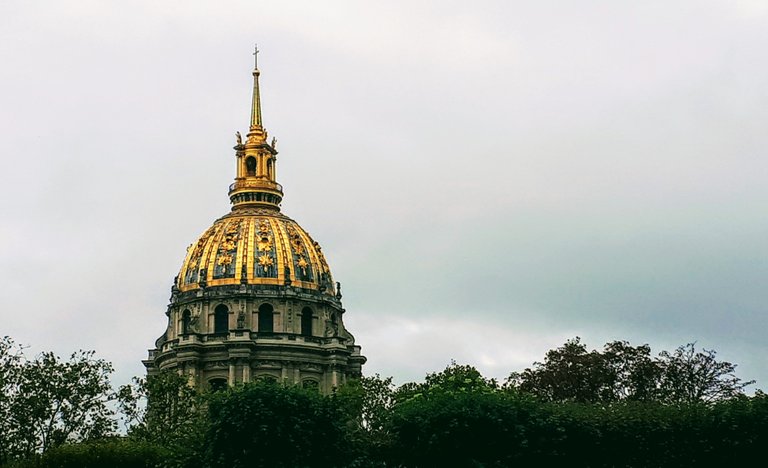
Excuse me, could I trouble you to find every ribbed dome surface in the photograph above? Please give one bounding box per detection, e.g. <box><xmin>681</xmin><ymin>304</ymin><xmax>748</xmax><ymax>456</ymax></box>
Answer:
<box><xmin>177</xmin><ymin>207</ymin><xmax>335</xmax><ymax>295</ymax></box>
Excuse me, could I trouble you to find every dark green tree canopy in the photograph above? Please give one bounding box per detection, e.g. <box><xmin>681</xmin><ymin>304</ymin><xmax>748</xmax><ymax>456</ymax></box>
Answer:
<box><xmin>3</xmin><ymin>336</ymin><xmax>763</xmax><ymax>468</ymax></box>
<box><xmin>507</xmin><ymin>337</ymin><xmax>753</xmax><ymax>404</ymax></box>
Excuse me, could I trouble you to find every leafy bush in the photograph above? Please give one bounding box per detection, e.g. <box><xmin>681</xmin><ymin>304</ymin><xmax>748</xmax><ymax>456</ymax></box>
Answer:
<box><xmin>203</xmin><ymin>381</ymin><xmax>351</xmax><ymax>468</ymax></box>
<box><xmin>7</xmin><ymin>438</ymin><xmax>170</xmax><ymax>468</ymax></box>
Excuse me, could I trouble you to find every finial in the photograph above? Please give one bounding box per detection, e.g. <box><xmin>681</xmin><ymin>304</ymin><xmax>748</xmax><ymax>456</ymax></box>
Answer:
<box><xmin>253</xmin><ymin>44</ymin><xmax>259</xmax><ymax>69</ymax></box>
<box><xmin>250</xmin><ymin>45</ymin><xmax>263</xmax><ymax>129</ymax></box>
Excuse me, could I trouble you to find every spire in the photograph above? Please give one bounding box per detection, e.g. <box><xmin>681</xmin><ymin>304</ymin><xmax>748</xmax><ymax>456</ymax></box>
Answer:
<box><xmin>250</xmin><ymin>44</ymin><xmax>263</xmax><ymax>130</ymax></box>
<box><xmin>229</xmin><ymin>47</ymin><xmax>282</xmax><ymax>211</ymax></box>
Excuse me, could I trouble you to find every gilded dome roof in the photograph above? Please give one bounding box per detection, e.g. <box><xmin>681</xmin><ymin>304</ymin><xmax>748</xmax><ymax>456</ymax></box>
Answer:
<box><xmin>175</xmin><ymin>54</ymin><xmax>338</xmax><ymax>296</ymax></box>
<box><xmin>177</xmin><ymin>208</ymin><xmax>335</xmax><ymax>295</ymax></box>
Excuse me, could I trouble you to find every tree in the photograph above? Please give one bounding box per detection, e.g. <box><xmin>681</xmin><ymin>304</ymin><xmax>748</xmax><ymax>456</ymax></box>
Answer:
<box><xmin>118</xmin><ymin>371</ymin><xmax>200</xmax><ymax>446</ymax></box>
<box><xmin>393</xmin><ymin>361</ymin><xmax>499</xmax><ymax>404</ymax></box>
<box><xmin>508</xmin><ymin>338</ymin><xmax>752</xmax><ymax>404</ymax></box>
<box><xmin>601</xmin><ymin>340</ymin><xmax>662</xmax><ymax>401</ymax></box>
<box><xmin>0</xmin><ymin>338</ymin><xmax>116</xmax><ymax>463</ymax></box>
<box><xmin>335</xmin><ymin>374</ymin><xmax>395</xmax><ymax>465</ymax></box>
<box><xmin>0</xmin><ymin>336</ymin><xmax>25</xmax><ymax>463</ymax></box>
<box><xmin>34</xmin><ymin>438</ymin><xmax>171</xmax><ymax>468</ymax></box>
<box><xmin>507</xmin><ymin>337</ymin><xmax>621</xmax><ymax>403</ymax></box>
<box><xmin>203</xmin><ymin>381</ymin><xmax>350</xmax><ymax>468</ymax></box>
<box><xmin>657</xmin><ymin>343</ymin><xmax>754</xmax><ymax>404</ymax></box>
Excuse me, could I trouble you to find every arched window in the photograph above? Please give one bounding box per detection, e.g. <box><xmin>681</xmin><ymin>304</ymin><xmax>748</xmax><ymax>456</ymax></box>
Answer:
<box><xmin>214</xmin><ymin>304</ymin><xmax>229</xmax><ymax>334</ymax></box>
<box><xmin>209</xmin><ymin>378</ymin><xmax>227</xmax><ymax>392</ymax></box>
<box><xmin>302</xmin><ymin>379</ymin><xmax>319</xmax><ymax>390</ymax></box>
<box><xmin>181</xmin><ymin>309</ymin><xmax>191</xmax><ymax>335</ymax></box>
<box><xmin>245</xmin><ymin>156</ymin><xmax>257</xmax><ymax>177</ymax></box>
<box><xmin>257</xmin><ymin>374</ymin><xmax>278</xmax><ymax>384</ymax></box>
<box><xmin>258</xmin><ymin>303</ymin><xmax>274</xmax><ymax>333</ymax></box>
<box><xmin>301</xmin><ymin>307</ymin><xmax>313</xmax><ymax>336</ymax></box>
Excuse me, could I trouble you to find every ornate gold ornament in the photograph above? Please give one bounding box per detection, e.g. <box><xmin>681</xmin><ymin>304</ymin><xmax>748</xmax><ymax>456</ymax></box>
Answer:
<box><xmin>221</xmin><ymin>236</ymin><xmax>237</xmax><ymax>251</ymax></box>
<box><xmin>286</xmin><ymin>224</ymin><xmax>304</xmax><ymax>254</ymax></box>
<box><xmin>217</xmin><ymin>254</ymin><xmax>233</xmax><ymax>266</ymax></box>
<box><xmin>225</xmin><ymin>221</ymin><xmax>241</xmax><ymax>237</ymax></box>
<box><xmin>258</xmin><ymin>220</ymin><xmax>270</xmax><ymax>235</ymax></box>
<box><xmin>314</xmin><ymin>242</ymin><xmax>330</xmax><ymax>273</ymax></box>
<box><xmin>257</xmin><ymin>235</ymin><xmax>272</xmax><ymax>252</ymax></box>
<box><xmin>258</xmin><ymin>254</ymin><xmax>274</xmax><ymax>272</ymax></box>
<box><xmin>297</xmin><ymin>256</ymin><xmax>309</xmax><ymax>275</ymax></box>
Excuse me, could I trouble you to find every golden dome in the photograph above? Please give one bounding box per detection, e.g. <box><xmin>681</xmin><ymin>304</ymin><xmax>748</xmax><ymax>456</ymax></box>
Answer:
<box><xmin>175</xmin><ymin>50</ymin><xmax>338</xmax><ymax>297</ymax></box>
<box><xmin>177</xmin><ymin>207</ymin><xmax>335</xmax><ymax>295</ymax></box>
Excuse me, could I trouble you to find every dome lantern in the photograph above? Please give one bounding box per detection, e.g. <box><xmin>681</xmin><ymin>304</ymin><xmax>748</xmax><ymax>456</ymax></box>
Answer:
<box><xmin>229</xmin><ymin>45</ymin><xmax>283</xmax><ymax>211</ymax></box>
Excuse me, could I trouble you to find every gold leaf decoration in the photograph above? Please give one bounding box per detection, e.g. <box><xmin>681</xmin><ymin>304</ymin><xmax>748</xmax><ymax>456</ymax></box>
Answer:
<box><xmin>258</xmin><ymin>254</ymin><xmax>274</xmax><ymax>272</ymax></box>
<box><xmin>297</xmin><ymin>256</ymin><xmax>309</xmax><ymax>275</ymax></box>
<box><xmin>258</xmin><ymin>220</ymin><xmax>270</xmax><ymax>235</ymax></box>
<box><xmin>257</xmin><ymin>235</ymin><xmax>272</xmax><ymax>252</ymax></box>
<box><xmin>217</xmin><ymin>254</ymin><xmax>233</xmax><ymax>266</ymax></box>
<box><xmin>221</xmin><ymin>237</ymin><xmax>236</xmax><ymax>251</ymax></box>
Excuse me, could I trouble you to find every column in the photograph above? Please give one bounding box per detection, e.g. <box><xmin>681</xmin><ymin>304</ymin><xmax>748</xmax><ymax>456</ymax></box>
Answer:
<box><xmin>243</xmin><ymin>360</ymin><xmax>251</xmax><ymax>383</ymax></box>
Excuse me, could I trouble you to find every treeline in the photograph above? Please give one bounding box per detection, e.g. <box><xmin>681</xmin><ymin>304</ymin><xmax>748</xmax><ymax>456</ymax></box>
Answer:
<box><xmin>1</xmin><ymin>336</ymin><xmax>766</xmax><ymax>467</ymax></box>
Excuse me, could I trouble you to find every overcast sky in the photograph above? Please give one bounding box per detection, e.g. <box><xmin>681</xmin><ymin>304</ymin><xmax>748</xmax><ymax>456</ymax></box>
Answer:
<box><xmin>1</xmin><ymin>0</ymin><xmax>767</xmax><ymax>389</ymax></box>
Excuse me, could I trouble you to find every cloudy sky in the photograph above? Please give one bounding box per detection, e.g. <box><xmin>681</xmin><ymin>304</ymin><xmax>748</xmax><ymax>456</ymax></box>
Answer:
<box><xmin>1</xmin><ymin>0</ymin><xmax>767</xmax><ymax>389</ymax></box>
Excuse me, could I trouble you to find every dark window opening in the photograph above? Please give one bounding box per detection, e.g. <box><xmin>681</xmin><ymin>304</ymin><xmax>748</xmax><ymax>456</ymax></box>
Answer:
<box><xmin>209</xmin><ymin>378</ymin><xmax>227</xmax><ymax>392</ymax></box>
<box><xmin>302</xmin><ymin>379</ymin><xmax>319</xmax><ymax>390</ymax></box>
<box><xmin>214</xmin><ymin>304</ymin><xmax>229</xmax><ymax>334</ymax></box>
<box><xmin>257</xmin><ymin>374</ymin><xmax>278</xmax><ymax>384</ymax></box>
<box><xmin>246</xmin><ymin>156</ymin><xmax>257</xmax><ymax>177</ymax></box>
<box><xmin>258</xmin><ymin>303</ymin><xmax>274</xmax><ymax>333</ymax></box>
<box><xmin>301</xmin><ymin>307</ymin><xmax>313</xmax><ymax>336</ymax></box>
<box><xmin>181</xmin><ymin>309</ymin><xmax>191</xmax><ymax>334</ymax></box>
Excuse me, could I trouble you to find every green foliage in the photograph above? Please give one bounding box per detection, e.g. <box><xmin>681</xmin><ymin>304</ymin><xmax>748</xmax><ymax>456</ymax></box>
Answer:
<box><xmin>508</xmin><ymin>337</ymin><xmax>616</xmax><ymax>403</ymax></box>
<box><xmin>394</xmin><ymin>361</ymin><xmax>499</xmax><ymax>404</ymax></box>
<box><xmin>508</xmin><ymin>338</ymin><xmax>752</xmax><ymax>404</ymax></box>
<box><xmin>388</xmin><ymin>389</ymin><xmax>546</xmax><ymax>467</ymax></box>
<box><xmin>3</xmin><ymin>337</ymin><xmax>764</xmax><ymax>467</ymax></box>
<box><xmin>385</xmin><ymin>390</ymin><xmax>768</xmax><ymax>467</ymax></box>
<box><xmin>335</xmin><ymin>374</ymin><xmax>394</xmax><ymax>464</ymax></box>
<box><xmin>0</xmin><ymin>337</ymin><xmax>25</xmax><ymax>464</ymax></box>
<box><xmin>658</xmin><ymin>343</ymin><xmax>755</xmax><ymax>404</ymax></box>
<box><xmin>203</xmin><ymin>381</ymin><xmax>351</xmax><ymax>468</ymax></box>
<box><xmin>116</xmin><ymin>371</ymin><xmax>205</xmax><ymax>468</ymax></box>
<box><xmin>0</xmin><ymin>337</ymin><xmax>116</xmax><ymax>464</ymax></box>
<box><xmin>33</xmin><ymin>438</ymin><xmax>170</xmax><ymax>468</ymax></box>
<box><xmin>118</xmin><ymin>372</ymin><xmax>201</xmax><ymax>446</ymax></box>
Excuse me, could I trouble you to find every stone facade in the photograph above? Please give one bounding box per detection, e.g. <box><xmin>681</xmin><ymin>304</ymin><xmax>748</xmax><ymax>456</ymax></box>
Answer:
<box><xmin>144</xmin><ymin>282</ymin><xmax>364</xmax><ymax>393</ymax></box>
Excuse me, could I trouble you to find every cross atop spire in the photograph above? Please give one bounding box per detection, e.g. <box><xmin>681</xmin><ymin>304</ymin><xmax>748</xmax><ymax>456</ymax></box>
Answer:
<box><xmin>253</xmin><ymin>44</ymin><xmax>259</xmax><ymax>69</ymax></box>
